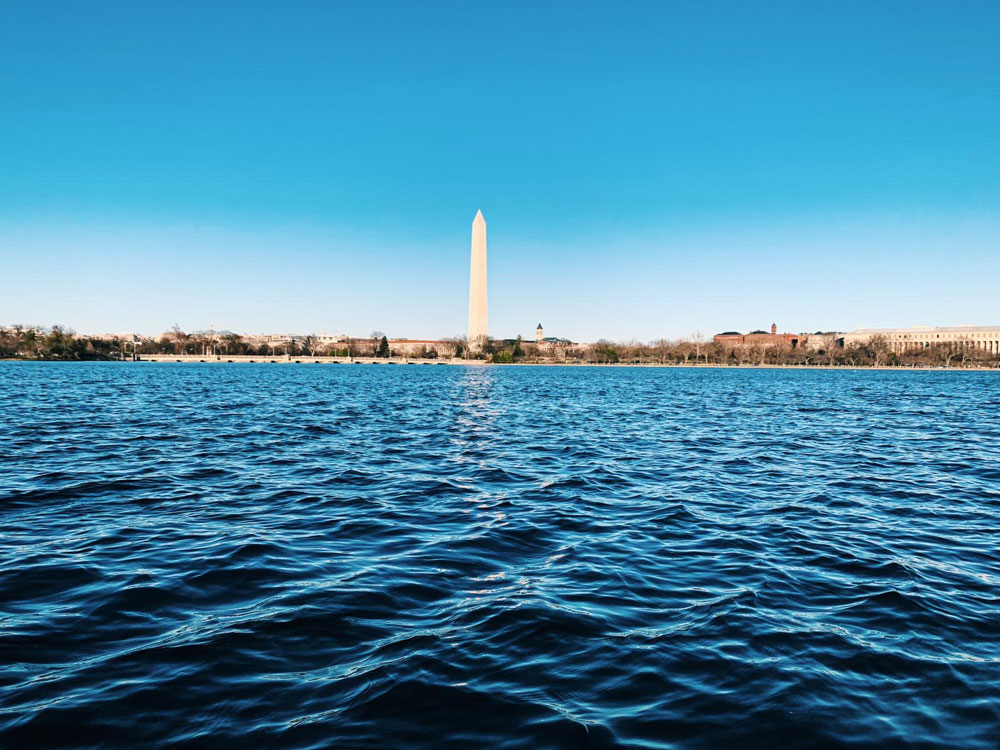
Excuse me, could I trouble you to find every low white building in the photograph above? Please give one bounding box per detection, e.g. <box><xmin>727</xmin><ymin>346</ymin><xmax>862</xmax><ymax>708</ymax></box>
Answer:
<box><xmin>89</xmin><ymin>332</ymin><xmax>141</xmax><ymax>342</ymax></box>
<box><xmin>315</xmin><ymin>331</ymin><xmax>349</xmax><ymax>346</ymax></box>
<box><xmin>841</xmin><ymin>325</ymin><xmax>1000</xmax><ymax>355</ymax></box>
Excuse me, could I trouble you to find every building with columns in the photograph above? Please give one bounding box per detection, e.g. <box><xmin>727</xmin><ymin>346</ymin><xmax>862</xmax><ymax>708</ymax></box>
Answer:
<box><xmin>840</xmin><ymin>325</ymin><xmax>1000</xmax><ymax>355</ymax></box>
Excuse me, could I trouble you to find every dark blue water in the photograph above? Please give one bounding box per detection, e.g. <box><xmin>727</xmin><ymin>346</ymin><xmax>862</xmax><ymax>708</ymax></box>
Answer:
<box><xmin>2</xmin><ymin>362</ymin><xmax>999</xmax><ymax>749</ymax></box>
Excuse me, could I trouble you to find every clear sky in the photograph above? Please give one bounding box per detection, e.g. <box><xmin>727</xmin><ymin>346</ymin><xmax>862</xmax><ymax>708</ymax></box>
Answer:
<box><xmin>2</xmin><ymin>1</ymin><xmax>998</xmax><ymax>341</ymax></box>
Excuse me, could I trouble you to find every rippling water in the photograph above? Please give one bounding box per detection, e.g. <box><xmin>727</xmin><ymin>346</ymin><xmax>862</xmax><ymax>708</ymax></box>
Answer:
<box><xmin>2</xmin><ymin>362</ymin><xmax>1000</xmax><ymax>748</ymax></box>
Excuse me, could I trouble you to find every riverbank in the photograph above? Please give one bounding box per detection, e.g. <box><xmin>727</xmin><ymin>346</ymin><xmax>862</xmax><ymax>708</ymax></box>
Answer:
<box><xmin>502</xmin><ymin>361</ymin><xmax>1000</xmax><ymax>371</ymax></box>
<box><xmin>4</xmin><ymin>357</ymin><xmax>999</xmax><ymax>371</ymax></box>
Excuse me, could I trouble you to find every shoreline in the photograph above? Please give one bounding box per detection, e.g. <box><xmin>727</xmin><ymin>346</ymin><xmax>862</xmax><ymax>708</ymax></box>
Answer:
<box><xmin>3</xmin><ymin>357</ymin><xmax>998</xmax><ymax>372</ymax></box>
<box><xmin>497</xmin><ymin>362</ymin><xmax>1000</xmax><ymax>372</ymax></box>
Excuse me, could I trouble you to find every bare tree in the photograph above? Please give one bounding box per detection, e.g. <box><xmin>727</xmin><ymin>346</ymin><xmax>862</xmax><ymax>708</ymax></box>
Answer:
<box><xmin>301</xmin><ymin>335</ymin><xmax>319</xmax><ymax>356</ymax></box>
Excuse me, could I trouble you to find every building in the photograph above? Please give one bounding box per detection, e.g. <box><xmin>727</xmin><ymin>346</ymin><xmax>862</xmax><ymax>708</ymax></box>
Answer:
<box><xmin>2</xmin><ymin>325</ymin><xmax>46</xmax><ymax>335</ymax></box>
<box><xmin>315</xmin><ymin>331</ymin><xmax>349</xmax><ymax>346</ymax></box>
<box><xmin>530</xmin><ymin>324</ymin><xmax>570</xmax><ymax>346</ymax></box>
<box><xmin>467</xmin><ymin>210</ymin><xmax>488</xmax><ymax>351</ymax></box>
<box><xmin>713</xmin><ymin>323</ymin><xmax>806</xmax><ymax>349</ymax></box>
<box><xmin>253</xmin><ymin>333</ymin><xmax>304</xmax><ymax>346</ymax></box>
<box><xmin>158</xmin><ymin>330</ymin><xmax>186</xmax><ymax>343</ymax></box>
<box><xmin>803</xmin><ymin>333</ymin><xmax>845</xmax><ymax>352</ymax></box>
<box><xmin>388</xmin><ymin>339</ymin><xmax>459</xmax><ymax>357</ymax></box>
<box><xmin>840</xmin><ymin>325</ymin><xmax>1000</xmax><ymax>355</ymax></box>
<box><xmin>90</xmin><ymin>332</ymin><xmax>142</xmax><ymax>342</ymax></box>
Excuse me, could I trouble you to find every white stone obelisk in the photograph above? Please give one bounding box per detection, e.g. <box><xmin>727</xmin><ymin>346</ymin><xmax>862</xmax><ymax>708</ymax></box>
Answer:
<box><xmin>467</xmin><ymin>210</ymin><xmax>488</xmax><ymax>351</ymax></box>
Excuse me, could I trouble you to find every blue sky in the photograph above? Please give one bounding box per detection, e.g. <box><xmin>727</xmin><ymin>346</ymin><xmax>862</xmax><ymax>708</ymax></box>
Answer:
<box><xmin>2</xmin><ymin>1</ymin><xmax>998</xmax><ymax>340</ymax></box>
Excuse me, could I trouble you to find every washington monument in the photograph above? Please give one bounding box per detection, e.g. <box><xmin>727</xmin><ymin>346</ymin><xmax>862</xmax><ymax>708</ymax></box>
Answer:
<box><xmin>467</xmin><ymin>210</ymin><xmax>488</xmax><ymax>350</ymax></box>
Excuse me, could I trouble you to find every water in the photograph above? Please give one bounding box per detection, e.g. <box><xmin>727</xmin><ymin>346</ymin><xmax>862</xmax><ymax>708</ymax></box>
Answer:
<box><xmin>2</xmin><ymin>362</ymin><xmax>999</xmax><ymax>749</ymax></box>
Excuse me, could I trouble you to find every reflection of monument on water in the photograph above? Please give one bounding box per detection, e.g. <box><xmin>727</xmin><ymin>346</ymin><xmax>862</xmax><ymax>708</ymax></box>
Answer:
<box><xmin>467</xmin><ymin>210</ymin><xmax>488</xmax><ymax>351</ymax></box>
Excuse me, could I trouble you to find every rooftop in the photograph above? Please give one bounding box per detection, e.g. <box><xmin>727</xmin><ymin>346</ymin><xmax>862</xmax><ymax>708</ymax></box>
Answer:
<box><xmin>849</xmin><ymin>325</ymin><xmax>1000</xmax><ymax>334</ymax></box>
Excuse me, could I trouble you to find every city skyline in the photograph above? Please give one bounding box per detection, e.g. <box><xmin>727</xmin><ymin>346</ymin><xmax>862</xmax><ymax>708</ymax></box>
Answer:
<box><xmin>4</xmin><ymin>212</ymin><xmax>1000</xmax><ymax>341</ymax></box>
<box><xmin>2</xmin><ymin>2</ymin><xmax>1000</xmax><ymax>340</ymax></box>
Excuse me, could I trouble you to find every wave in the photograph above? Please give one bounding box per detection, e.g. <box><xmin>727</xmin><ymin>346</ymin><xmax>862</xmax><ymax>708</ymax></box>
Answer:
<box><xmin>2</xmin><ymin>363</ymin><xmax>999</xmax><ymax>748</ymax></box>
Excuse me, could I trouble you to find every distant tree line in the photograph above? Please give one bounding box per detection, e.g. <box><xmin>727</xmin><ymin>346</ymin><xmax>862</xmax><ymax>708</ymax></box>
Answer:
<box><xmin>0</xmin><ymin>326</ymin><xmax>121</xmax><ymax>360</ymax></box>
<box><xmin>539</xmin><ymin>334</ymin><xmax>999</xmax><ymax>368</ymax></box>
<box><xmin>2</xmin><ymin>326</ymin><xmax>997</xmax><ymax>368</ymax></box>
<box><xmin>483</xmin><ymin>333</ymin><xmax>999</xmax><ymax>368</ymax></box>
